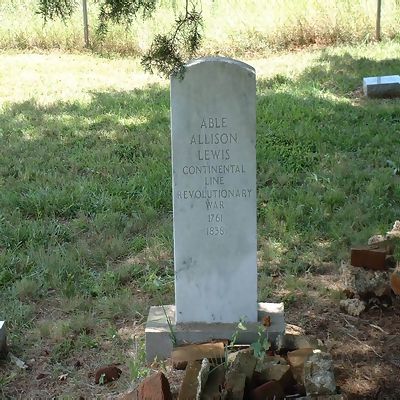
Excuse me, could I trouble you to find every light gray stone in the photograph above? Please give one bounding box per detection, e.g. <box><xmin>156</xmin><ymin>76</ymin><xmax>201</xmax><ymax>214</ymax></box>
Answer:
<box><xmin>304</xmin><ymin>350</ymin><xmax>336</xmax><ymax>396</ymax></box>
<box><xmin>339</xmin><ymin>298</ymin><xmax>366</xmax><ymax>317</ymax></box>
<box><xmin>340</xmin><ymin>262</ymin><xmax>390</xmax><ymax>297</ymax></box>
<box><xmin>171</xmin><ymin>57</ymin><xmax>257</xmax><ymax>324</ymax></box>
<box><xmin>0</xmin><ymin>321</ymin><xmax>6</xmax><ymax>358</ymax></box>
<box><xmin>145</xmin><ymin>303</ymin><xmax>285</xmax><ymax>362</ymax></box>
<box><xmin>196</xmin><ymin>358</ymin><xmax>210</xmax><ymax>399</ymax></box>
<box><xmin>363</xmin><ymin>75</ymin><xmax>400</xmax><ymax>98</ymax></box>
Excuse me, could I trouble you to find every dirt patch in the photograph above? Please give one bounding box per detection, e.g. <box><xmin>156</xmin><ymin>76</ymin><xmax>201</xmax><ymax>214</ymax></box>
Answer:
<box><xmin>286</xmin><ymin>286</ymin><xmax>400</xmax><ymax>399</ymax></box>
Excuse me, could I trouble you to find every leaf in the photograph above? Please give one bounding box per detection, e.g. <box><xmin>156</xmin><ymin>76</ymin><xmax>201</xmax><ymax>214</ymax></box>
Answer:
<box><xmin>251</xmin><ymin>342</ymin><xmax>262</xmax><ymax>358</ymax></box>
<box><xmin>58</xmin><ymin>373</ymin><xmax>68</xmax><ymax>381</ymax></box>
<box><xmin>237</xmin><ymin>321</ymin><xmax>247</xmax><ymax>331</ymax></box>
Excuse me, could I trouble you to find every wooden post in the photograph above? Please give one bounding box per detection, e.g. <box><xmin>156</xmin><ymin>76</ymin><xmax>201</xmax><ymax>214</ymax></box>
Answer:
<box><xmin>376</xmin><ymin>0</ymin><xmax>382</xmax><ymax>41</ymax></box>
<box><xmin>82</xmin><ymin>0</ymin><xmax>90</xmax><ymax>47</ymax></box>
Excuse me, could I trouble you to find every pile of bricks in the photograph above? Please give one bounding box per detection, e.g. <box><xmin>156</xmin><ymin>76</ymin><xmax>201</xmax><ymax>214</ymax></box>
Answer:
<box><xmin>340</xmin><ymin>221</ymin><xmax>400</xmax><ymax>316</ymax></box>
<box><xmin>120</xmin><ymin>334</ymin><xmax>343</xmax><ymax>400</ymax></box>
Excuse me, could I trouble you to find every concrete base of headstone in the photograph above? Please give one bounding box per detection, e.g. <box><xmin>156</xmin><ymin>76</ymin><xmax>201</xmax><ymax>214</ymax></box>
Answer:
<box><xmin>363</xmin><ymin>75</ymin><xmax>400</xmax><ymax>98</ymax></box>
<box><xmin>0</xmin><ymin>321</ymin><xmax>7</xmax><ymax>358</ymax></box>
<box><xmin>145</xmin><ymin>303</ymin><xmax>285</xmax><ymax>362</ymax></box>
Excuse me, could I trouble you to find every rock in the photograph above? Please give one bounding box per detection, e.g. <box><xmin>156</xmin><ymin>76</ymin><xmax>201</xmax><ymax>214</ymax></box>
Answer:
<box><xmin>387</xmin><ymin>220</ymin><xmax>400</xmax><ymax>238</ymax></box>
<box><xmin>9</xmin><ymin>353</ymin><xmax>29</xmax><ymax>370</ymax></box>
<box><xmin>368</xmin><ymin>235</ymin><xmax>385</xmax><ymax>245</ymax></box>
<box><xmin>253</xmin><ymin>364</ymin><xmax>295</xmax><ymax>392</ymax></box>
<box><xmin>178</xmin><ymin>361</ymin><xmax>202</xmax><ymax>400</ymax></box>
<box><xmin>340</xmin><ymin>262</ymin><xmax>391</xmax><ymax>298</ymax></box>
<box><xmin>197</xmin><ymin>358</ymin><xmax>210</xmax><ymax>399</ymax></box>
<box><xmin>248</xmin><ymin>380</ymin><xmax>285</xmax><ymax>400</ymax></box>
<box><xmin>287</xmin><ymin>348</ymin><xmax>314</xmax><ymax>385</ymax></box>
<box><xmin>138</xmin><ymin>371</ymin><xmax>172</xmax><ymax>400</ymax></box>
<box><xmin>94</xmin><ymin>365</ymin><xmax>122</xmax><ymax>384</ymax></box>
<box><xmin>225</xmin><ymin>349</ymin><xmax>257</xmax><ymax>397</ymax></box>
<box><xmin>303</xmin><ymin>350</ymin><xmax>336</xmax><ymax>396</ymax></box>
<box><xmin>228</xmin><ymin>348</ymin><xmax>257</xmax><ymax>380</ymax></box>
<box><xmin>173</xmin><ymin>360</ymin><xmax>188</xmax><ymax>370</ymax></box>
<box><xmin>276</xmin><ymin>334</ymin><xmax>323</xmax><ymax>352</ymax></box>
<box><xmin>202</xmin><ymin>364</ymin><xmax>225</xmax><ymax>400</ymax></box>
<box><xmin>178</xmin><ymin>358</ymin><xmax>210</xmax><ymax>400</ymax></box>
<box><xmin>255</xmin><ymin>355</ymin><xmax>287</xmax><ymax>373</ymax></box>
<box><xmin>224</xmin><ymin>368</ymin><xmax>246</xmax><ymax>400</ymax></box>
<box><xmin>339</xmin><ymin>298</ymin><xmax>366</xmax><ymax>317</ymax></box>
<box><xmin>285</xmin><ymin>323</ymin><xmax>306</xmax><ymax>336</ymax></box>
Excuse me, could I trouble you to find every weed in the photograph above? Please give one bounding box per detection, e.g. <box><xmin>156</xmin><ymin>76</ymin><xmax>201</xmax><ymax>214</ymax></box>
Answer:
<box><xmin>36</xmin><ymin>320</ymin><xmax>52</xmax><ymax>339</ymax></box>
<box><xmin>97</xmin><ymin>289</ymin><xmax>142</xmax><ymax>321</ymax></box>
<box><xmin>51</xmin><ymin>338</ymin><xmax>75</xmax><ymax>363</ymax></box>
<box><xmin>51</xmin><ymin>320</ymin><xmax>72</xmax><ymax>341</ymax></box>
<box><xmin>14</xmin><ymin>277</ymin><xmax>41</xmax><ymax>301</ymax></box>
<box><xmin>129</xmin><ymin>339</ymin><xmax>150</xmax><ymax>382</ymax></box>
<box><xmin>251</xmin><ymin>325</ymin><xmax>271</xmax><ymax>360</ymax></box>
<box><xmin>69</xmin><ymin>313</ymin><xmax>96</xmax><ymax>335</ymax></box>
<box><xmin>75</xmin><ymin>333</ymin><xmax>99</xmax><ymax>351</ymax></box>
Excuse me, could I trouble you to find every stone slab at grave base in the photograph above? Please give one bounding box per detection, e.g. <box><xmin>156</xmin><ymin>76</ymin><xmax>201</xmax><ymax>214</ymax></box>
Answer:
<box><xmin>145</xmin><ymin>303</ymin><xmax>285</xmax><ymax>363</ymax></box>
<box><xmin>363</xmin><ymin>75</ymin><xmax>400</xmax><ymax>98</ymax></box>
<box><xmin>0</xmin><ymin>321</ymin><xmax>6</xmax><ymax>358</ymax></box>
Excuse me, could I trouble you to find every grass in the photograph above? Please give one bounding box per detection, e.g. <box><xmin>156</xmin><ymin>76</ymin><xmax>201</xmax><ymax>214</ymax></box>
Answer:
<box><xmin>0</xmin><ymin>41</ymin><xmax>400</xmax><ymax>396</ymax></box>
<box><xmin>1</xmin><ymin>0</ymin><xmax>400</xmax><ymax>55</ymax></box>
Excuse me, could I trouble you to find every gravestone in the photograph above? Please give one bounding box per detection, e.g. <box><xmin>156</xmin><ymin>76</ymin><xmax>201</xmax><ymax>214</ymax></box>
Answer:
<box><xmin>363</xmin><ymin>75</ymin><xmax>400</xmax><ymax>98</ymax></box>
<box><xmin>145</xmin><ymin>57</ymin><xmax>284</xmax><ymax>362</ymax></box>
<box><xmin>172</xmin><ymin>57</ymin><xmax>257</xmax><ymax>324</ymax></box>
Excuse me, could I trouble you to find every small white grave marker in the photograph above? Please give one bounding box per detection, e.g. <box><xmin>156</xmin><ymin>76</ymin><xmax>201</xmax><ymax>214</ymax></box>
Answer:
<box><xmin>363</xmin><ymin>75</ymin><xmax>400</xmax><ymax>98</ymax></box>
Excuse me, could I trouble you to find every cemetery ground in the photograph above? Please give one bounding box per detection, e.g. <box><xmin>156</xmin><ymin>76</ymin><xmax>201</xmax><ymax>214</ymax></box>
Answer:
<box><xmin>1</xmin><ymin>41</ymin><xmax>400</xmax><ymax>398</ymax></box>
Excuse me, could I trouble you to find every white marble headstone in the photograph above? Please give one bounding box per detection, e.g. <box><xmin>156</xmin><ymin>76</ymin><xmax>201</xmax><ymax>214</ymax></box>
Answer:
<box><xmin>171</xmin><ymin>57</ymin><xmax>257</xmax><ymax>324</ymax></box>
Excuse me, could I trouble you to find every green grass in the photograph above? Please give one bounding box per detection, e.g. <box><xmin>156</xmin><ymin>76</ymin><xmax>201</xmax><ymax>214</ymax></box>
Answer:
<box><xmin>1</xmin><ymin>0</ymin><xmax>400</xmax><ymax>55</ymax></box>
<box><xmin>1</xmin><ymin>41</ymin><xmax>400</xmax><ymax>396</ymax></box>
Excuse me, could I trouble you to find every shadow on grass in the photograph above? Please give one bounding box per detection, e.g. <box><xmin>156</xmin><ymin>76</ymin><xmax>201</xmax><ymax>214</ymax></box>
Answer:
<box><xmin>0</xmin><ymin>55</ymin><xmax>400</xmax><ymax>278</ymax></box>
<box><xmin>300</xmin><ymin>51</ymin><xmax>400</xmax><ymax>95</ymax></box>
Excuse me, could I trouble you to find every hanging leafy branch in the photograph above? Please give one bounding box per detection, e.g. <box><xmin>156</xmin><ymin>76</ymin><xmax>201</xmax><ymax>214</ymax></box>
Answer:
<box><xmin>141</xmin><ymin>1</ymin><xmax>202</xmax><ymax>76</ymax></box>
<box><xmin>37</xmin><ymin>0</ymin><xmax>77</xmax><ymax>21</ymax></box>
<box><xmin>37</xmin><ymin>0</ymin><xmax>203</xmax><ymax>77</ymax></box>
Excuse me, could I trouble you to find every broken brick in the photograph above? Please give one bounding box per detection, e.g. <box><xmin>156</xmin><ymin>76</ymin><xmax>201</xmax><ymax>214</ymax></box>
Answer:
<box><xmin>172</xmin><ymin>342</ymin><xmax>225</xmax><ymax>363</ymax></box>
<box><xmin>138</xmin><ymin>371</ymin><xmax>172</xmax><ymax>400</ymax></box>
<box><xmin>287</xmin><ymin>348</ymin><xmax>314</xmax><ymax>385</ymax></box>
<box><xmin>178</xmin><ymin>361</ymin><xmax>202</xmax><ymax>400</ymax></box>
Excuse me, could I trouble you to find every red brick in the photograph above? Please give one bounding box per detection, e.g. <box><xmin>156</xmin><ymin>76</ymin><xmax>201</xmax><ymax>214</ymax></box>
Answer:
<box><xmin>94</xmin><ymin>365</ymin><xmax>122</xmax><ymax>384</ymax></box>
<box><xmin>172</xmin><ymin>342</ymin><xmax>225</xmax><ymax>363</ymax></box>
<box><xmin>350</xmin><ymin>247</ymin><xmax>387</xmax><ymax>270</ymax></box>
<box><xmin>138</xmin><ymin>371</ymin><xmax>172</xmax><ymax>400</ymax></box>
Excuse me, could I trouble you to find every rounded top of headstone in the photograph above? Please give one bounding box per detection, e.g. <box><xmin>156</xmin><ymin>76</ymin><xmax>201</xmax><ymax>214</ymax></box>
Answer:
<box><xmin>185</xmin><ymin>56</ymin><xmax>255</xmax><ymax>75</ymax></box>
